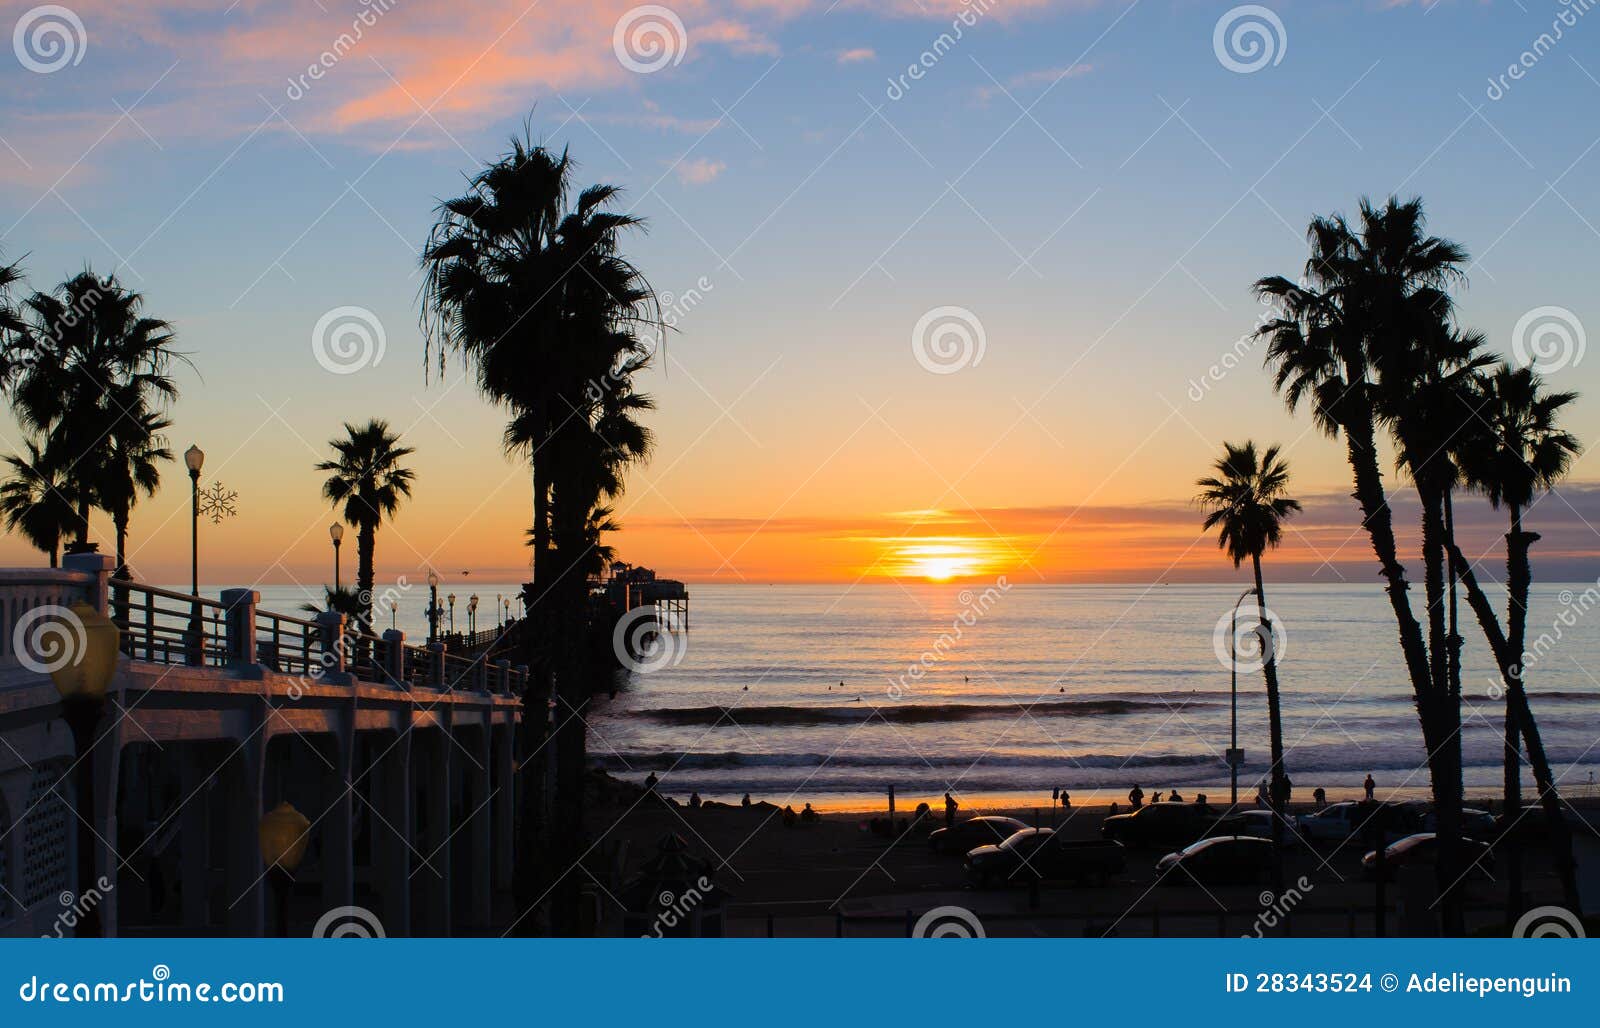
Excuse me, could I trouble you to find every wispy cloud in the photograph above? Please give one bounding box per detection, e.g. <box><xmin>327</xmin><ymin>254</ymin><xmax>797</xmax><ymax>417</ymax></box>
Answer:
<box><xmin>835</xmin><ymin>47</ymin><xmax>877</xmax><ymax>64</ymax></box>
<box><xmin>674</xmin><ymin>157</ymin><xmax>726</xmax><ymax>184</ymax></box>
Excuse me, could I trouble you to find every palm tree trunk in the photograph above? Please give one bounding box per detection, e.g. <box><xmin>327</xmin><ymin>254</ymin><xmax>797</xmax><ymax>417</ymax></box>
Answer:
<box><xmin>1446</xmin><ymin>538</ymin><xmax>1580</xmax><ymax>912</ymax></box>
<box><xmin>1418</xmin><ymin>479</ymin><xmax>1465</xmax><ymax>935</ymax></box>
<box><xmin>357</xmin><ymin>520</ymin><xmax>376</xmax><ymax>634</ymax></box>
<box><xmin>75</xmin><ymin>493</ymin><xmax>90</xmax><ymax>547</ymax></box>
<box><xmin>1503</xmin><ymin>504</ymin><xmax>1527</xmax><ymax>918</ymax></box>
<box><xmin>1252</xmin><ymin>554</ymin><xmax>1287</xmax><ymax>903</ymax></box>
<box><xmin>112</xmin><ymin>506</ymin><xmax>130</xmax><ymax>628</ymax></box>
<box><xmin>1342</xmin><ymin>413</ymin><xmax>1434</xmax><ymax>702</ymax></box>
<box><xmin>547</xmin><ymin>473</ymin><xmax>592</xmax><ymax>936</ymax></box>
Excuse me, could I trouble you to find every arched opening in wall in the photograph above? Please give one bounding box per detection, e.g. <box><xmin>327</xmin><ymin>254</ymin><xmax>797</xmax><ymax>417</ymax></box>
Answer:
<box><xmin>452</xmin><ymin>724</ymin><xmax>486</xmax><ymax>926</ymax></box>
<box><xmin>352</xmin><ymin>729</ymin><xmax>408</xmax><ymax>936</ymax></box>
<box><xmin>264</xmin><ymin>729</ymin><xmax>341</xmax><ymax>937</ymax></box>
<box><xmin>113</xmin><ymin>741</ymin><xmax>184</xmax><ymax>930</ymax></box>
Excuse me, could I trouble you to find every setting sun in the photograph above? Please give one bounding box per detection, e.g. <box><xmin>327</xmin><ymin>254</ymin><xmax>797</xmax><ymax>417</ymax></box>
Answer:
<box><xmin>880</xmin><ymin>538</ymin><xmax>1006</xmax><ymax>582</ymax></box>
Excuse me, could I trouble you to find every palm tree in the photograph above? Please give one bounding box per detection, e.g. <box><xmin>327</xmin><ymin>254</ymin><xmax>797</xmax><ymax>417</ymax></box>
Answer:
<box><xmin>315</xmin><ymin>420</ymin><xmax>415</xmax><ymax>635</ymax></box>
<box><xmin>99</xmin><ymin>395</ymin><xmax>173</xmax><ymax>579</ymax></box>
<box><xmin>1197</xmin><ymin>441</ymin><xmax>1301</xmax><ymax>894</ymax></box>
<box><xmin>2</xmin><ymin>270</ymin><xmax>182</xmax><ymax>550</ymax></box>
<box><xmin>1452</xmin><ymin>363</ymin><xmax>1581</xmax><ymax>911</ymax></box>
<box><xmin>422</xmin><ymin>132</ymin><xmax>660</xmax><ymax>934</ymax></box>
<box><xmin>0</xmin><ymin>439</ymin><xmax>79</xmax><ymax>566</ymax></box>
<box><xmin>1256</xmin><ymin>197</ymin><xmax>1473</xmax><ymax>929</ymax></box>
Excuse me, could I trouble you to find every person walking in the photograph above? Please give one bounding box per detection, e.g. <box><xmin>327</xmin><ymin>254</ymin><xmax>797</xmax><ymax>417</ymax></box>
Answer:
<box><xmin>1128</xmin><ymin>785</ymin><xmax>1144</xmax><ymax>809</ymax></box>
<box><xmin>944</xmin><ymin>791</ymin><xmax>958</xmax><ymax>828</ymax></box>
<box><xmin>1363</xmin><ymin>774</ymin><xmax>1375</xmax><ymax>801</ymax></box>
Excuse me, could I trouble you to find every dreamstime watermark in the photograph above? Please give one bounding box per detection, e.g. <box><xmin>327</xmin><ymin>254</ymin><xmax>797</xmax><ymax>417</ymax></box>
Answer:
<box><xmin>1212</xmin><ymin>600</ymin><xmax>1287</xmax><ymax>674</ymax></box>
<box><xmin>640</xmin><ymin>876</ymin><xmax>714</xmax><ymax>937</ymax></box>
<box><xmin>586</xmin><ymin>275</ymin><xmax>712</xmax><ymax>404</ymax></box>
<box><xmin>1488</xmin><ymin>581</ymin><xmax>1599</xmax><ymax>699</ymax></box>
<box><xmin>911</xmin><ymin>305</ymin><xmax>986</xmax><ymax>374</ymax></box>
<box><xmin>613</xmin><ymin>605</ymin><xmax>688</xmax><ymax>675</ymax></box>
<box><xmin>11</xmin><ymin>604</ymin><xmax>87</xmax><ymax>675</ymax></box>
<box><xmin>311</xmin><ymin>305</ymin><xmax>386</xmax><ymax>375</ymax></box>
<box><xmin>283</xmin><ymin>577</ymin><xmax>410</xmax><ymax>701</ymax></box>
<box><xmin>18</xmin><ymin>967</ymin><xmax>285</xmax><ymax>1004</ymax></box>
<box><xmin>1511</xmin><ymin>305</ymin><xmax>1585</xmax><ymax>374</ymax></box>
<box><xmin>13</xmin><ymin>5</ymin><xmax>85</xmax><ymax>74</ymax></box>
<box><xmin>40</xmin><ymin>876</ymin><xmax>113</xmax><ymax>938</ymax></box>
<box><xmin>613</xmin><ymin>5</ymin><xmax>686</xmax><ymax>74</ymax></box>
<box><xmin>1241</xmin><ymin>875</ymin><xmax>1313</xmax><ymax>938</ymax></box>
<box><xmin>1512</xmin><ymin>904</ymin><xmax>1586</xmax><ymax>938</ymax></box>
<box><xmin>888</xmin><ymin>577</ymin><xmax>1009</xmax><ymax>699</ymax></box>
<box><xmin>284</xmin><ymin>0</ymin><xmax>399</xmax><ymax>101</ymax></box>
<box><xmin>312</xmin><ymin>904</ymin><xmax>386</xmax><ymax>938</ymax></box>
<box><xmin>1213</xmin><ymin>6</ymin><xmax>1286</xmax><ymax>74</ymax></box>
<box><xmin>1485</xmin><ymin>0</ymin><xmax>1595</xmax><ymax>101</ymax></box>
<box><xmin>912</xmin><ymin>904</ymin><xmax>986</xmax><ymax>938</ymax></box>
<box><xmin>1187</xmin><ymin>288</ymin><xmax>1303</xmax><ymax>402</ymax></box>
<box><xmin>884</xmin><ymin>0</ymin><xmax>1000</xmax><ymax>101</ymax></box>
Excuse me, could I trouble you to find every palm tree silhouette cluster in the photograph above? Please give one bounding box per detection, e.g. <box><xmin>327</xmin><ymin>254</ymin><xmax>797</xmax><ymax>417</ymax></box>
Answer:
<box><xmin>420</xmin><ymin>132</ymin><xmax>660</xmax><ymax>934</ymax></box>
<box><xmin>0</xmin><ymin>263</ymin><xmax>182</xmax><ymax>575</ymax></box>
<box><xmin>1205</xmin><ymin>196</ymin><xmax>1582</xmax><ymax>932</ymax></box>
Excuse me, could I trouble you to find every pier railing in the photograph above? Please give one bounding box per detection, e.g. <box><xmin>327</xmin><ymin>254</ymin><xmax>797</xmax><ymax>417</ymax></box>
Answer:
<box><xmin>0</xmin><ymin>561</ymin><xmax>528</xmax><ymax>697</ymax></box>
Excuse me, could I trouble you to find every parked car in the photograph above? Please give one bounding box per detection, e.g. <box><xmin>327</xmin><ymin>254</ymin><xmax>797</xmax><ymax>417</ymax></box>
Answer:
<box><xmin>1418</xmin><ymin>807</ymin><xmax>1496</xmax><ymax>840</ymax></box>
<box><xmin>928</xmin><ymin>815</ymin><xmax>1030</xmax><ymax>855</ymax></box>
<box><xmin>1360</xmin><ymin>833</ymin><xmax>1494</xmax><ymax>881</ymax></box>
<box><xmin>1295</xmin><ymin>801</ymin><xmax>1411</xmax><ymax>844</ymax></box>
<box><xmin>1100</xmin><ymin>802</ymin><xmax>1211</xmax><ymax>848</ymax></box>
<box><xmin>1155</xmin><ymin>836</ymin><xmax>1273</xmax><ymax>886</ymax></box>
<box><xmin>1207</xmin><ymin>810</ymin><xmax>1302</xmax><ymax>848</ymax></box>
<box><xmin>965</xmin><ymin>828</ymin><xmax>1126</xmax><ymax>886</ymax></box>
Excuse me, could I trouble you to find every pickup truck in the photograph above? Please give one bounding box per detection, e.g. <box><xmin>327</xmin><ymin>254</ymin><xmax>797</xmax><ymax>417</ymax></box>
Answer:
<box><xmin>965</xmin><ymin>828</ymin><xmax>1126</xmax><ymax>887</ymax></box>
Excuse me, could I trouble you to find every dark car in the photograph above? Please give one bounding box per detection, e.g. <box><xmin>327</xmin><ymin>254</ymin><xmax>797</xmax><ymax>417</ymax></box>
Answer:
<box><xmin>1101</xmin><ymin>802</ymin><xmax>1211</xmax><ymax>848</ymax></box>
<box><xmin>928</xmin><ymin>815</ymin><xmax>1030</xmax><ymax>855</ymax></box>
<box><xmin>1360</xmin><ymin>833</ymin><xmax>1494</xmax><ymax>881</ymax></box>
<box><xmin>1155</xmin><ymin>835</ymin><xmax>1273</xmax><ymax>886</ymax></box>
<box><xmin>965</xmin><ymin>828</ymin><xmax>1126</xmax><ymax>886</ymax></box>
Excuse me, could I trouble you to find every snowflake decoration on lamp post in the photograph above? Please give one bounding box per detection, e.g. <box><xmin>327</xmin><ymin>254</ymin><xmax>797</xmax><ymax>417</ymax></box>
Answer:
<box><xmin>198</xmin><ymin>481</ymin><xmax>239</xmax><ymax>524</ymax></box>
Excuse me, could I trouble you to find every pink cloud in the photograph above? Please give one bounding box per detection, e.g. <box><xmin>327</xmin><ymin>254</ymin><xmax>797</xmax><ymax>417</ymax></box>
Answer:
<box><xmin>674</xmin><ymin>157</ymin><xmax>727</xmax><ymax>184</ymax></box>
<box><xmin>835</xmin><ymin>47</ymin><xmax>877</xmax><ymax>64</ymax></box>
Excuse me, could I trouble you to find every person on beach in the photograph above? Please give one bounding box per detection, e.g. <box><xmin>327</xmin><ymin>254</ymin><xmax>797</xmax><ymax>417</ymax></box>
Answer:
<box><xmin>644</xmin><ymin>772</ymin><xmax>658</xmax><ymax>794</ymax></box>
<box><xmin>801</xmin><ymin>803</ymin><xmax>819</xmax><ymax>823</ymax></box>
<box><xmin>689</xmin><ymin>791</ymin><xmax>702</xmax><ymax>809</ymax></box>
<box><xmin>782</xmin><ymin>805</ymin><xmax>797</xmax><ymax>827</ymax></box>
<box><xmin>944</xmin><ymin>792</ymin><xmax>958</xmax><ymax>827</ymax></box>
<box><xmin>1168</xmin><ymin>790</ymin><xmax>1183</xmax><ymax>803</ymax></box>
<box><xmin>1364</xmin><ymin>774</ymin><xmax>1375</xmax><ymax>801</ymax></box>
<box><xmin>742</xmin><ymin>793</ymin><xmax>752</xmax><ymax>808</ymax></box>
<box><xmin>1273</xmin><ymin>774</ymin><xmax>1292</xmax><ymax>808</ymax></box>
<box><xmin>1128</xmin><ymin>785</ymin><xmax>1144</xmax><ymax>809</ymax></box>
<box><xmin>1312</xmin><ymin>786</ymin><xmax>1326</xmax><ymax>808</ymax></box>
<box><xmin>1061</xmin><ymin>791</ymin><xmax>1071</xmax><ymax>810</ymax></box>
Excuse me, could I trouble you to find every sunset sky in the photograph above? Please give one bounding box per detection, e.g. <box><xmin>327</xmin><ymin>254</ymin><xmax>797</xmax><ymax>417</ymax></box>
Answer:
<box><xmin>2</xmin><ymin>0</ymin><xmax>1597</xmax><ymax>587</ymax></box>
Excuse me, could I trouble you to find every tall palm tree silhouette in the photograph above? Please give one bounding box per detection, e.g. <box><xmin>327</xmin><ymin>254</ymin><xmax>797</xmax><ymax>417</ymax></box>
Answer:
<box><xmin>1256</xmin><ymin>197</ymin><xmax>1474</xmax><ymax>930</ymax></box>
<box><xmin>100</xmin><ymin>395</ymin><xmax>173</xmax><ymax>579</ymax></box>
<box><xmin>1453</xmin><ymin>363</ymin><xmax>1581</xmax><ymax>912</ymax></box>
<box><xmin>316</xmin><ymin>419</ymin><xmax>415</xmax><ymax>636</ymax></box>
<box><xmin>422</xmin><ymin>130</ymin><xmax>660</xmax><ymax>934</ymax></box>
<box><xmin>1198</xmin><ymin>441</ymin><xmax>1300</xmax><ymax>893</ymax></box>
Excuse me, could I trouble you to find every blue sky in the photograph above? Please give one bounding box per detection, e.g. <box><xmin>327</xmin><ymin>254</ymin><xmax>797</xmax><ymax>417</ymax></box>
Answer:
<box><xmin>1</xmin><ymin>0</ymin><xmax>1597</xmax><ymax>584</ymax></box>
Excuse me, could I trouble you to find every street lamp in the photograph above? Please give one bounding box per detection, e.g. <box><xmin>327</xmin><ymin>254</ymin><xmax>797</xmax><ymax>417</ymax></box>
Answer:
<box><xmin>50</xmin><ymin>601</ymin><xmax>121</xmax><ymax>937</ymax></box>
<box><xmin>1228</xmin><ymin>588</ymin><xmax>1255</xmax><ymax>808</ymax></box>
<box><xmin>184</xmin><ymin>445</ymin><xmax>204</xmax><ymax>594</ymax></box>
<box><xmin>329</xmin><ymin>523</ymin><xmax>344</xmax><ymax>592</ymax></box>
<box><xmin>427</xmin><ymin>570</ymin><xmax>440</xmax><ymax>646</ymax></box>
<box><xmin>503</xmin><ymin>597</ymin><xmax>511</xmax><ymax>625</ymax></box>
<box><xmin>468</xmin><ymin>594</ymin><xmax>479</xmax><ymax>636</ymax></box>
<box><xmin>447</xmin><ymin>594</ymin><xmax>456</xmax><ymax>636</ymax></box>
<box><xmin>258</xmin><ymin>800</ymin><xmax>311</xmax><ymax>937</ymax></box>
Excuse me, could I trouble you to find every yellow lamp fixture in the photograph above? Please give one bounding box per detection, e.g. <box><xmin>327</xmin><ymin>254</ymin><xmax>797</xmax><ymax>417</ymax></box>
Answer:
<box><xmin>48</xmin><ymin>602</ymin><xmax>120</xmax><ymax>703</ymax></box>
<box><xmin>258</xmin><ymin>801</ymin><xmax>312</xmax><ymax>874</ymax></box>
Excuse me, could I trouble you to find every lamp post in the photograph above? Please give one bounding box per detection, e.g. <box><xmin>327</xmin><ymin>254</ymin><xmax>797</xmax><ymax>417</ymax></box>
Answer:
<box><xmin>50</xmin><ymin>602</ymin><xmax>120</xmax><ymax>937</ymax></box>
<box><xmin>503</xmin><ymin>597</ymin><xmax>511</xmax><ymax>625</ymax></box>
<box><xmin>184</xmin><ymin>445</ymin><xmax>204</xmax><ymax>595</ymax></box>
<box><xmin>1228</xmin><ymin>587</ymin><xmax>1254</xmax><ymax>808</ymax></box>
<box><xmin>447</xmin><ymin>594</ymin><xmax>456</xmax><ymax>637</ymax></box>
<box><xmin>427</xmin><ymin>570</ymin><xmax>440</xmax><ymax>646</ymax></box>
<box><xmin>468</xmin><ymin>594</ymin><xmax>478</xmax><ymax>636</ymax></box>
<box><xmin>329</xmin><ymin>523</ymin><xmax>344</xmax><ymax>592</ymax></box>
<box><xmin>258</xmin><ymin>801</ymin><xmax>311</xmax><ymax>937</ymax></box>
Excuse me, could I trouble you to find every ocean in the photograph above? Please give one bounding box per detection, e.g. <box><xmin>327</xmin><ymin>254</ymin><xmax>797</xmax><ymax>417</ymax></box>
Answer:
<box><xmin>580</xmin><ymin>582</ymin><xmax>1600</xmax><ymax>812</ymax></box>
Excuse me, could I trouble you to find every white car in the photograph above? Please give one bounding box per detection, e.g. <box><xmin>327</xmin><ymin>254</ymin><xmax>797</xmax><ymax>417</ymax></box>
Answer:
<box><xmin>1295</xmin><ymin>802</ymin><xmax>1370</xmax><ymax>843</ymax></box>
